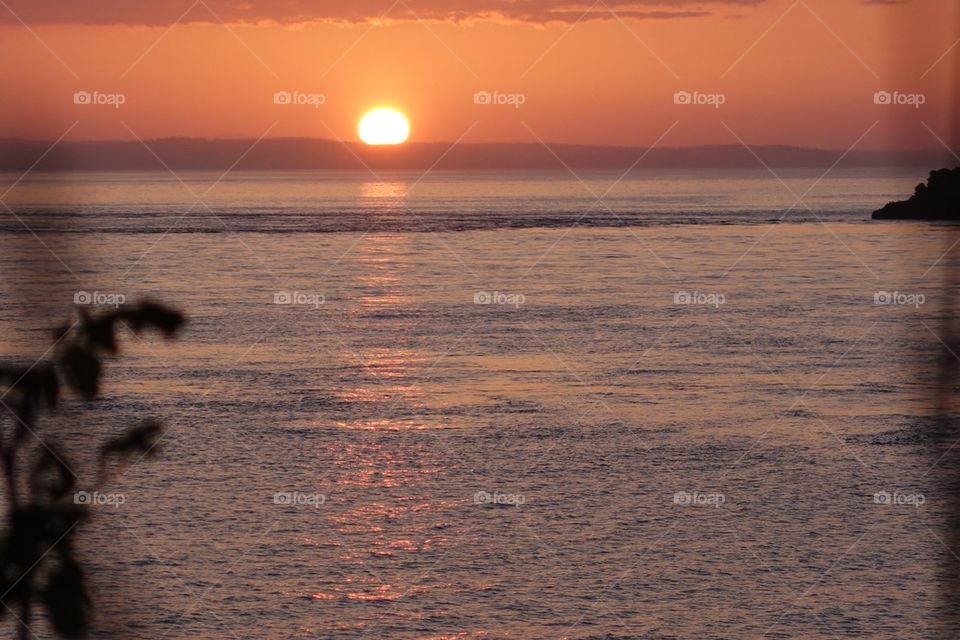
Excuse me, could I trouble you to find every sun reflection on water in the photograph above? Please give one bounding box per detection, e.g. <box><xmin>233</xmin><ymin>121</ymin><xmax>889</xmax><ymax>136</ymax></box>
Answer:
<box><xmin>359</xmin><ymin>180</ymin><xmax>409</xmax><ymax>205</ymax></box>
<box><xmin>334</xmin><ymin>233</ymin><xmax>437</xmax><ymax>430</ymax></box>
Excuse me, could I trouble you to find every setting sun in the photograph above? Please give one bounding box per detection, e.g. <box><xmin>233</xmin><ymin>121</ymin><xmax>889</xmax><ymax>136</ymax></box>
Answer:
<box><xmin>358</xmin><ymin>108</ymin><xmax>410</xmax><ymax>145</ymax></box>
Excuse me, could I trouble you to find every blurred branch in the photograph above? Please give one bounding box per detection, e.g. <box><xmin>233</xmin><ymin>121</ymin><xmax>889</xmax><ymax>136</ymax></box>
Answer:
<box><xmin>0</xmin><ymin>301</ymin><xmax>184</xmax><ymax>639</ymax></box>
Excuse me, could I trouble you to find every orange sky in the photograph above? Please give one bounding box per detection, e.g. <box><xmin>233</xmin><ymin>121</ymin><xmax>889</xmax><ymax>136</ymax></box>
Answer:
<box><xmin>0</xmin><ymin>0</ymin><xmax>957</xmax><ymax>150</ymax></box>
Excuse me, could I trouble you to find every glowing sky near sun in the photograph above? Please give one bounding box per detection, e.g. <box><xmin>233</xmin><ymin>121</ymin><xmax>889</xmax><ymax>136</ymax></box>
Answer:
<box><xmin>0</xmin><ymin>0</ymin><xmax>956</xmax><ymax>149</ymax></box>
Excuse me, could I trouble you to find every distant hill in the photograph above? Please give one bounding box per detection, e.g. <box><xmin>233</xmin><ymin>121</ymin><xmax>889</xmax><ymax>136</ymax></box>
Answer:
<box><xmin>0</xmin><ymin>138</ymin><xmax>951</xmax><ymax>171</ymax></box>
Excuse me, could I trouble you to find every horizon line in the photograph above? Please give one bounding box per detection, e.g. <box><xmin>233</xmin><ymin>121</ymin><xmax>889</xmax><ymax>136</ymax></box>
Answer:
<box><xmin>0</xmin><ymin>137</ymin><xmax>953</xmax><ymax>155</ymax></box>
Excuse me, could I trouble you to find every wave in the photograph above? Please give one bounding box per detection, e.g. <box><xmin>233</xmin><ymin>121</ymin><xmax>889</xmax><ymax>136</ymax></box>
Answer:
<box><xmin>0</xmin><ymin>207</ymin><xmax>872</xmax><ymax>234</ymax></box>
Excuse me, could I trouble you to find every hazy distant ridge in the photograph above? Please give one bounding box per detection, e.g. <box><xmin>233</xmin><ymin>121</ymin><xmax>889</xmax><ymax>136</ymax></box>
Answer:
<box><xmin>0</xmin><ymin>138</ymin><xmax>949</xmax><ymax>171</ymax></box>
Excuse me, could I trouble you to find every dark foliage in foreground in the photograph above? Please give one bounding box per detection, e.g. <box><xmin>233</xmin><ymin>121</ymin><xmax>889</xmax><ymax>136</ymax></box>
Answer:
<box><xmin>873</xmin><ymin>167</ymin><xmax>960</xmax><ymax>220</ymax></box>
<box><xmin>0</xmin><ymin>302</ymin><xmax>184</xmax><ymax>638</ymax></box>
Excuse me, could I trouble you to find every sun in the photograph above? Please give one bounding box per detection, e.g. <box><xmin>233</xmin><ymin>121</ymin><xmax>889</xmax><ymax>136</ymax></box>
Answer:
<box><xmin>358</xmin><ymin>108</ymin><xmax>410</xmax><ymax>145</ymax></box>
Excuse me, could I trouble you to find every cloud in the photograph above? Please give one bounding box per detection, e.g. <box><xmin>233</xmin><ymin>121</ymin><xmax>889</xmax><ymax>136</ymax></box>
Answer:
<box><xmin>0</xmin><ymin>0</ymin><xmax>765</xmax><ymax>26</ymax></box>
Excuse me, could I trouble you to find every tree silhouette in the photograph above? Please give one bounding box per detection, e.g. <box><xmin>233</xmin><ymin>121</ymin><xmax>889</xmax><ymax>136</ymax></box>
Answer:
<box><xmin>0</xmin><ymin>301</ymin><xmax>184</xmax><ymax>638</ymax></box>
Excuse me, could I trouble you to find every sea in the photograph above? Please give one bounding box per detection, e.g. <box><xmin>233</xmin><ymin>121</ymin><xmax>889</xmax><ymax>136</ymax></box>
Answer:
<box><xmin>0</xmin><ymin>167</ymin><xmax>958</xmax><ymax>639</ymax></box>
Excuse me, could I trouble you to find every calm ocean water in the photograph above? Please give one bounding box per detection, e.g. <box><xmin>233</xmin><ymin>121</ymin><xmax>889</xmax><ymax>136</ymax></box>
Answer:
<box><xmin>1</xmin><ymin>168</ymin><xmax>958</xmax><ymax>639</ymax></box>
<box><xmin>0</xmin><ymin>167</ymin><xmax>923</xmax><ymax>232</ymax></box>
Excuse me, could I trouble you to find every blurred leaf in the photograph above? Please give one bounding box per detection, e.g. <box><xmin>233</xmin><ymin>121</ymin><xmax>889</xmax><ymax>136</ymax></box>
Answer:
<box><xmin>53</xmin><ymin>324</ymin><xmax>71</xmax><ymax>343</ymax></box>
<box><xmin>61</xmin><ymin>347</ymin><xmax>100</xmax><ymax>400</ymax></box>
<box><xmin>0</xmin><ymin>507</ymin><xmax>47</xmax><ymax>610</ymax></box>
<box><xmin>118</xmin><ymin>302</ymin><xmax>184</xmax><ymax>337</ymax></box>
<box><xmin>30</xmin><ymin>445</ymin><xmax>75</xmax><ymax>500</ymax></box>
<box><xmin>41</xmin><ymin>554</ymin><xmax>90</xmax><ymax>638</ymax></box>
<box><xmin>0</xmin><ymin>365</ymin><xmax>59</xmax><ymax>410</ymax></box>
<box><xmin>99</xmin><ymin>421</ymin><xmax>163</xmax><ymax>467</ymax></box>
<box><xmin>82</xmin><ymin>315</ymin><xmax>118</xmax><ymax>354</ymax></box>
